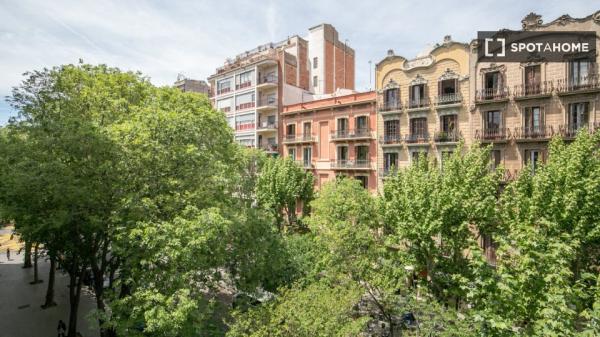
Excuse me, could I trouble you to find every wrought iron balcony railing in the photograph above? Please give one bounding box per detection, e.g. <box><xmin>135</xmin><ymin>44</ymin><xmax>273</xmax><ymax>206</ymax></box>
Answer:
<box><xmin>474</xmin><ymin>128</ymin><xmax>509</xmax><ymax>141</ymax></box>
<box><xmin>258</xmin><ymin>74</ymin><xmax>278</xmax><ymax>85</ymax></box>
<box><xmin>257</xmin><ymin>121</ymin><xmax>278</xmax><ymax>130</ymax></box>
<box><xmin>435</xmin><ymin>93</ymin><xmax>462</xmax><ymax>105</ymax></box>
<box><xmin>330</xmin><ymin>159</ymin><xmax>371</xmax><ymax>169</ymax></box>
<box><xmin>378</xmin><ymin>101</ymin><xmax>403</xmax><ymax>112</ymax></box>
<box><xmin>283</xmin><ymin>134</ymin><xmax>316</xmax><ymax>143</ymax></box>
<box><xmin>434</xmin><ymin>130</ymin><xmax>461</xmax><ymax>143</ymax></box>
<box><xmin>380</xmin><ymin>134</ymin><xmax>402</xmax><ymax>145</ymax></box>
<box><xmin>330</xmin><ymin>128</ymin><xmax>372</xmax><ymax>140</ymax></box>
<box><xmin>513</xmin><ymin>81</ymin><xmax>553</xmax><ymax>98</ymax></box>
<box><xmin>295</xmin><ymin>160</ymin><xmax>313</xmax><ymax>168</ymax></box>
<box><xmin>406</xmin><ymin>98</ymin><xmax>431</xmax><ymax>109</ymax></box>
<box><xmin>475</xmin><ymin>87</ymin><xmax>509</xmax><ymax>102</ymax></box>
<box><xmin>405</xmin><ymin>133</ymin><xmax>430</xmax><ymax>144</ymax></box>
<box><xmin>259</xmin><ymin>143</ymin><xmax>278</xmax><ymax>152</ymax></box>
<box><xmin>514</xmin><ymin>125</ymin><xmax>554</xmax><ymax>140</ymax></box>
<box><xmin>257</xmin><ymin>97</ymin><xmax>277</xmax><ymax>108</ymax></box>
<box><xmin>557</xmin><ymin>74</ymin><xmax>600</xmax><ymax>94</ymax></box>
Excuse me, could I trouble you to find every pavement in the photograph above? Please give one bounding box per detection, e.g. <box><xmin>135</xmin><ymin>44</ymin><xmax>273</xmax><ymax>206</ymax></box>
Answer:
<box><xmin>0</xmin><ymin>226</ymin><xmax>100</xmax><ymax>337</ymax></box>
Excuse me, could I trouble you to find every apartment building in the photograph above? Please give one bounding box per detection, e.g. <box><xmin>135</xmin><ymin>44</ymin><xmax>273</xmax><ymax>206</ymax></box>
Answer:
<box><xmin>207</xmin><ymin>24</ymin><xmax>355</xmax><ymax>153</ymax></box>
<box><xmin>174</xmin><ymin>75</ymin><xmax>211</xmax><ymax>95</ymax></box>
<box><xmin>471</xmin><ymin>11</ymin><xmax>600</xmax><ymax>179</ymax></box>
<box><xmin>281</xmin><ymin>91</ymin><xmax>378</xmax><ymax>193</ymax></box>
<box><xmin>375</xmin><ymin>36</ymin><xmax>471</xmax><ymax>190</ymax></box>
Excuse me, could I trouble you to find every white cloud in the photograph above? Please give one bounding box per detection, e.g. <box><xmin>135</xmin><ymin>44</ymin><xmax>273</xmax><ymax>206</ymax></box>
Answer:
<box><xmin>0</xmin><ymin>0</ymin><xmax>598</xmax><ymax>124</ymax></box>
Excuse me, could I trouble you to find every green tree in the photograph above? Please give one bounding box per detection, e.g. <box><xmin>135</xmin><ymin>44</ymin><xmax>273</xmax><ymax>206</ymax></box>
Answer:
<box><xmin>255</xmin><ymin>157</ymin><xmax>314</xmax><ymax>231</ymax></box>
<box><xmin>470</xmin><ymin>131</ymin><xmax>600</xmax><ymax>336</ymax></box>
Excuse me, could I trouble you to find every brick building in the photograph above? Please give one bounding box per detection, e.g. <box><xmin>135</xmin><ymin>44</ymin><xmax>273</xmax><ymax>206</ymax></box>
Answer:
<box><xmin>281</xmin><ymin>91</ymin><xmax>378</xmax><ymax>193</ymax></box>
<box><xmin>207</xmin><ymin>24</ymin><xmax>355</xmax><ymax>153</ymax></box>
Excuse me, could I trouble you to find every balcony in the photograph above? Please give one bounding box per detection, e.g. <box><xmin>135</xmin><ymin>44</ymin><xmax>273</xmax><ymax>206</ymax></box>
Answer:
<box><xmin>380</xmin><ymin>167</ymin><xmax>398</xmax><ymax>178</ymax></box>
<box><xmin>434</xmin><ymin>130</ymin><xmax>461</xmax><ymax>143</ymax></box>
<box><xmin>259</xmin><ymin>143</ymin><xmax>278</xmax><ymax>154</ymax></box>
<box><xmin>557</xmin><ymin>74</ymin><xmax>600</xmax><ymax>95</ymax></box>
<box><xmin>257</xmin><ymin>97</ymin><xmax>278</xmax><ymax>111</ymax></box>
<box><xmin>378</xmin><ymin>101</ymin><xmax>403</xmax><ymax>114</ymax></box>
<box><xmin>474</xmin><ymin>128</ymin><xmax>509</xmax><ymax>142</ymax></box>
<box><xmin>330</xmin><ymin>159</ymin><xmax>372</xmax><ymax>170</ymax></box>
<box><xmin>379</xmin><ymin>134</ymin><xmax>402</xmax><ymax>146</ymax></box>
<box><xmin>295</xmin><ymin>160</ymin><xmax>313</xmax><ymax>169</ymax></box>
<box><xmin>236</xmin><ymin>102</ymin><xmax>255</xmax><ymax>111</ymax></box>
<box><xmin>257</xmin><ymin>74</ymin><xmax>278</xmax><ymax>89</ymax></box>
<box><xmin>513</xmin><ymin>81</ymin><xmax>553</xmax><ymax>100</ymax></box>
<box><xmin>283</xmin><ymin>134</ymin><xmax>316</xmax><ymax>144</ymax></box>
<box><xmin>219</xmin><ymin>106</ymin><xmax>231</xmax><ymax>113</ymax></box>
<box><xmin>236</xmin><ymin>81</ymin><xmax>253</xmax><ymax>90</ymax></box>
<box><xmin>475</xmin><ymin>88</ymin><xmax>509</xmax><ymax>104</ymax></box>
<box><xmin>256</xmin><ymin>121</ymin><xmax>278</xmax><ymax>132</ymax></box>
<box><xmin>405</xmin><ymin>133</ymin><xmax>430</xmax><ymax>145</ymax></box>
<box><xmin>406</xmin><ymin>98</ymin><xmax>431</xmax><ymax>112</ymax></box>
<box><xmin>330</xmin><ymin>128</ymin><xmax>373</xmax><ymax>141</ymax></box>
<box><xmin>435</xmin><ymin>93</ymin><xmax>462</xmax><ymax>106</ymax></box>
<box><xmin>514</xmin><ymin>125</ymin><xmax>554</xmax><ymax>142</ymax></box>
<box><xmin>557</xmin><ymin>124</ymin><xmax>599</xmax><ymax>139</ymax></box>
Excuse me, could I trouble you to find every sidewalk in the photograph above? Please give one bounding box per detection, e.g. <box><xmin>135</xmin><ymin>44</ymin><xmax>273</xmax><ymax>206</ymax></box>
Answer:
<box><xmin>0</xmin><ymin>245</ymin><xmax>99</xmax><ymax>337</ymax></box>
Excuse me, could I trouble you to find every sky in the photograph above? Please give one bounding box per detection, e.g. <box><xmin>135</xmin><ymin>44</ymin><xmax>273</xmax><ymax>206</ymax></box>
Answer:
<box><xmin>0</xmin><ymin>0</ymin><xmax>598</xmax><ymax>124</ymax></box>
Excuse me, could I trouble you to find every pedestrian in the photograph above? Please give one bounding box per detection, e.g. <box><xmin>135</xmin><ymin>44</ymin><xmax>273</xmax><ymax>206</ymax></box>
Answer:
<box><xmin>17</xmin><ymin>246</ymin><xmax>22</xmax><ymax>255</ymax></box>
<box><xmin>57</xmin><ymin>319</ymin><xmax>66</xmax><ymax>337</ymax></box>
<box><xmin>6</xmin><ymin>247</ymin><xmax>10</xmax><ymax>261</ymax></box>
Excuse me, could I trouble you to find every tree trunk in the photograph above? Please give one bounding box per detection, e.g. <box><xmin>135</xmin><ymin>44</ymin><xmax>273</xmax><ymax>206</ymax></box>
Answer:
<box><xmin>22</xmin><ymin>241</ymin><xmax>32</xmax><ymax>268</ymax></box>
<box><xmin>30</xmin><ymin>244</ymin><xmax>43</xmax><ymax>284</ymax></box>
<box><xmin>41</xmin><ymin>254</ymin><xmax>57</xmax><ymax>308</ymax></box>
<box><xmin>67</xmin><ymin>268</ymin><xmax>84</xmax><ymax>337</ymax></box>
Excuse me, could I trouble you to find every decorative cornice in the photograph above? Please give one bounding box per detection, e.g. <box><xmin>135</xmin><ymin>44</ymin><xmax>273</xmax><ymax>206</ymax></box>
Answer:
<box><xmin>409</xmin><ymin>74</ymin><xmax>427</xmax><ymax>86</ymax></box>
<box><xmin>522</xmin><ymin>10</ymin><xmax>600</xmax><ymax>30</ymax></box>
<box><xmin>439</xmin><ymin>68</ymin><xmax>460</xmax><ymax>81</ymax></box>
<box><xmin>480</xmin><ymin>63</ymin><xmax>506</xmax><ymax>74</ymax></box>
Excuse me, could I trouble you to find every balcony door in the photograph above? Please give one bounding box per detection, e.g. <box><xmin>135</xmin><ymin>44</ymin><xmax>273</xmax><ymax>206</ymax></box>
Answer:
<box><xmin>410</xmin><ymin>118</ymin><xmax>427</xmax><ymax>138</ymax></box>
<box><xmin>303</xmin><ymin>147</ymin><xmax>312</xmax><ymax>166</ymax></box>
<box><xmin>337</xmin><ymin>146</ymin><xmax>348</xmax><ymax>162</ymax></box>
<box><xmin>568</xmin><ymin>102</ymin><xmax>589</xmax><ymax>131</ymax></box>
<box><xmin>440</xmin><ymin>115</ymin><xmax>457</xmax><ymax>133</ymax></box>
<box><xmin>485</xmin><ymin>110</ymin><xmax>501</xmax><ymax>133</ymax></box>
<box><xmin>384</xmin><ymin>88</ymin><xmax>399</xmax><ymax>108</ymax></box>
<box><xmin>303</xmin><ymin>122</ymin><xmax>312</xmax><ymax>138</ymax></box>
<box><xmin>524</xmin><ymin>107</ymin><xmax>542</xmax><ymax>134</ymax></box>
<box><xmin>410</xmin><ymin>84</ymin><xmax>425</xmax><ymax>106</ymax></box>
<box><xmin>524</xmin><ymin>149</ymin><xmax>544</xmax><ymax>173</ymax></box>
<box><xmin>356</xmin><ymin>146</ymin><xmax>369</xmax><ymax>165</ymax></box>
<box><xmin>569</xmin><ymin>58</ymin><xmax>590</xmax><ymax>85</ymax></box>
<box><xmin>384</xmin><ymin>152</ymin><xmax>398</xmax><ymax>172</ymax></box>
<box><xmin>384</xmin><ymin>119</ymin><xmax>400</xmax><ymax>142</ymax></box>
<box><xmin>438</xmin><ymin>79</ymin><xmax>457</xmax><ymax>104</ymax></box>
<box><xmin>356</xmin><ymin>116</ymin><xmax>368</xmax><ymax>132</ymax></box>
<box><xmin>337</xmin><ymin>118</ymin><xmax>348</xmax><ymax>137</ymax></box>
<box><xmin>286</xmin><ymin>124</ymin><xmax>296</xmax><ymax>138</ymax></box>
<box><xmin>524</xmin><ymin>65</ymin><xmax>541</xmax><ymax>94</ymax></box>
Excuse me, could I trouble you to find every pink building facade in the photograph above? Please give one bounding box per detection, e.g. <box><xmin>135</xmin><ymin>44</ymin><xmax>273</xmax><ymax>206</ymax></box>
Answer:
<box><xmin>281</xmin><ymin>91</ymin><xmax>378</xmax><ymax>193</ymax></box>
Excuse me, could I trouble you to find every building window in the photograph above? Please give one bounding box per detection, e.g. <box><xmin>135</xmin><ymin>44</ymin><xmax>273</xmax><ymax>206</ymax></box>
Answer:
<box><xmin>384</xmin><ymin>120</ymin><xmax>400</xmax><ymax>143</ymax></box>
<box><xmin>313</xmin><ymin>76</ymin><xmax>318</xmax><ymax>87</ymax></box>
<box><xmin>568</xmin><ymin>102</ymin><xmax>589</xmax><ymax>133</ymax></box>
<box><xmin>484</xmin><ymin>71</ymin><xmax>501</xmax><ymax>91</ymax></box>
<box><xmin>313</xmin><ymin>57</ymin><xmax>318</xmax><ymax>69</ymax></box>
<box><xmin>384</xmin><ymin>88</ymin><xmax>400</xmax><ymax>109</ymax></box>
<box><xmin>410</xmin><ymin>117</ymin><xmax>427</xmax><ymax>139</ymax></box>
<box><xmin>336</xmin><ymin>118</ymin><xmax>349</xmax><ymax>138</ymax></box>
<box><xmin>438</xmin><ymin>78</ymin><xmax>458</xmax><ymax>104</ymax></box>
<box><xmin>286</xmin><ymin>124</ymin><xmax>296</xmax><ymax>138</ymax></box>
<box><xmin>303</xmin><ymin>147</ymin><xmax>312</xmax><ymax>166</ymax></box>
<box><xmin>524</xmin><ymin>149</ymin><xmax>544</xmax><ymax>173</ymax></box>
<box><xmin>236</xmin><ymin>70</ymin><xmax>254</xmax><ymax>89</ymax></box>
<box><xmin>440</xmin><ymin>115</ymin><xmax>457</xmax><ymax>133</ymax></box>
<box><xmin>337</xmin><ymin>146</ymin><xmax>348</xmax><ymax>162</ymax></box>
<box><xmin>355</xmin><ymin>116</ymin><xmax>368</xmax><ymax>133</ymax></box>
<box><xmin>524</xmin><ymin>65</ymin><xmax>541</xmax><ymax>94</ymax></box>
<box><xmin>356</xmin><ymin>145</ymin><xmax>369</xmax><ymax>165</ymax></box>
<box><xmin>355</xmin><ymin>176</ymin><xmax>368</xmax><ymax>189</ymax></box>
<box><xmin>303</xmin><ymin>122</ymin><xmax>311</xmax><ymax>137</ymax></box>
<box><xmin>490</xmin><ymin>150</ymin><xmax>502</xmax><ymax>170</ymax></box>
<box><xmin>484</xmin><ymin>110</ymin><xmax>502</xmax><ymax>137</ymax></box>
<box><xmin>384</xmin><ymin>152</ymin><xmax>398</xmax><ymax>173</ymax></box>
<box><xmin>523</xmin><ymin>106</ymin><xmax>542</xmax><ymax>135</ymax></box>
<box><xmin>411</xmin><ymin>151</ymin><xmax>425</xmax><ymax>165</ymax></box>
<box><xmin>569</xmin><ymin>58</ymin><xmax>591</xmax><ymax>85</ymax></box>
<box><xmin>288</xmin><ymin>148</ymin><xmax>296</xmax><ymax>160</ymax></box>
<box><xmin>217</xmin><ymin>79</ymin><xmax>232</xmax><ymax>94</ymax></box>
<box><xmin>409</xmin><ymin>84</ymin><xmax>426</xmax><ymax>108</ymax></box>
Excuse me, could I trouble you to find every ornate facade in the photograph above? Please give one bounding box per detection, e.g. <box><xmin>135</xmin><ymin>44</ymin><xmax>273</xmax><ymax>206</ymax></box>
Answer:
<box><xmin>375</xmin><ymin>36</ymin><xmax>471</xmax><ymax>191</ymax></box>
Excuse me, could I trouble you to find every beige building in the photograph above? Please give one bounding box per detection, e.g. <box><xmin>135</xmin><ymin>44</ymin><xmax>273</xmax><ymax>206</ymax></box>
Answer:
<box><xmin>470</xmin><ymin>12</ymin><xmax>600</xmax><ymax>179</ymax></box>
<box><xmin>375</xmin><ymin>36</ymin><xmax>471</xmax><ymax>190</ymax></box>
<box><xmin>174</xmin><ymin>75</ymin><xmax>211</xmax><ymax>95</ymax></box>
<box><xmin>207</xmin><ymin>24</ymin><xmax>355</xmax><ymax>153</ymax></box>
